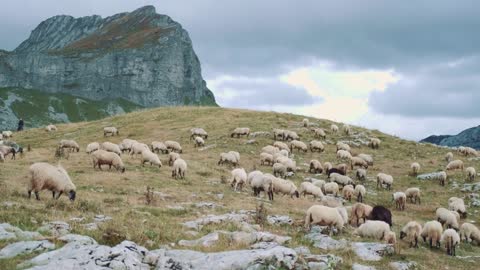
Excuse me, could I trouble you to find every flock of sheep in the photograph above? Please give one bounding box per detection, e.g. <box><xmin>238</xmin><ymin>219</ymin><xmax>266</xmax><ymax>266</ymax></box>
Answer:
<box><xmin>2</xmin><ymin>116</ymin><xmax>480</xmax><ymax>259</ymax></box>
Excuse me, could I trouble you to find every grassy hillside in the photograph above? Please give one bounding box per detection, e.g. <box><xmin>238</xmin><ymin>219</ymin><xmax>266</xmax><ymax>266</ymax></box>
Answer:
<box><xmin>0</xmin><ymin>107</ymin><xmax>479</xmax><ymax>269</ymax></box>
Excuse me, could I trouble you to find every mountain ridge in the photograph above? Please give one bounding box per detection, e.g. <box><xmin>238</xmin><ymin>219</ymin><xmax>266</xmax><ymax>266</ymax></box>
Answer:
<box><xmin>420</xmin><ymin>125</ymin><xmax>480</xmax><ymax>149</ymax></box>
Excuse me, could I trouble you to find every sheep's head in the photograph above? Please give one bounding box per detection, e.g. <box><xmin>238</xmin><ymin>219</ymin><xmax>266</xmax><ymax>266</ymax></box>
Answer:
<box><xmin>294</xmin><ymin>190</ymin><xmax>300</xmax><ymax>198</ymax></box>
<box><xmin>400</xmin><ymin>231</ymin><xmax>407</xmax><ymax>240</ymax></box>
<box><xmin>68</xmin><ymin>190</ymin><xmax>76</xmax><ymax>201</ymax></box>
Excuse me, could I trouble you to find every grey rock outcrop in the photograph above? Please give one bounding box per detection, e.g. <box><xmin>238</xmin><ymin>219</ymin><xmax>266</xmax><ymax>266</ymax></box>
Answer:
<box><xmin>0</xmin><ymin>5</ymin><xmax>216</xmax><ymax>109</ymax></box>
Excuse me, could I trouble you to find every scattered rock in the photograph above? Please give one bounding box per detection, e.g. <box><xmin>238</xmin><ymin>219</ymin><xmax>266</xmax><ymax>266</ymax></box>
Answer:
<box><xmin>304</xmin><ymin>254</ymin><xmax>343</xmax><ymax>270</ymax></box>
<box><xmin>216</xmin><ymin>193</ymin><xmax>224</xmax><ymax>200</ymax></box>
<box><xmin>182</xmin><ymin>212</ymin><xmax>250</xmax><ymax>230</ymax></box>
<box><xmin>179</xmin><ymin>230</ymin><xmax>291</xmax><ymax>248</ymax></box>
<box><xmin>245</xmin><ymin>139</ymin><xmax>257</xmax><ymax>144</ymax></box>
<box><xmin>93</xmin><ymin>215</ymin><xmax>112</xmax><ymax>223</ymax></box>
<box><xmin>166</xmin><ymin>205</ymin><xmax>186</xmax><ymax>211</ymax></box>
<box><xmin>462</xmin><ymin>182</ymin><xmax>480</xmax><ymax>192</ymax></box>
<box><xmin>0</xmin><ymin>223</ymin><xmax>43</xmax><ymax>241</ymax></box>
<box><xmin>0</xmin><ymin>240</ymin><xmax>55</xmax><ymax>259</ymax></box>
<box><xmin>249</xmin><ymin>131</ymin><xmax>271</xmax><ymax>138</ymax></box>
<box><xmin>389</xmin><ymin>261</ymin><xmax>418</xmax><ymax>270</ymax></box>
<box><xmin>68</xmin><ymin>217</ymin><xmax>85</xmax><ymax>223</ymax></box>
<box><xmin>58</xmin><ymin>234</ymin><xmax>97</xmax><ymax>245</ymax></box>
<box><xmin>294</xmin><ymin>246</ymin><xmax>311</xmax><ymax>256</ymax></box>
<box><xmin>267</xmin><ymin>215</ymin><xmax>293</xmax><ymax>225</ymax></box>
<box><xmin>83</xmin><ymin>223</ymin><xmax>99</xmax><ymax>231</ymax></box>
<box><xmin>37</xmin><ymin>221</ymin><xmax>70</xmax><ymax>236</ymax></box>
<box><xmin>417</xmin><ymin>172</ymin><xmax>446</xmax><ymax>181</ymax></box>
<box><xmin>153</xmin><ymin>191</ymin><xmax>173</xmax><ymax>201</ymax></box>
<box><xmin>179</xmin><ymin>232</ymin><xmax>220</xmax><ymax>248</ymax></box>
<box><xmin>194</xmin><ymin>202</ymin><xmax>222</xmax><ymax>209</ymax></box>
<box><xmin>351</xmin><ymin>242</ymin><xmax>394</xmax><ymax>261</ymax></box>
<box><xmin>352</xmin><ymin>263</ymin><xmax>377</xmax><ymax>270</ymax></box>
<box><xmin>199</xmin><ymin>144</ymin><xmax>217</xmax><ymax>151</ymax></box>
<box><xmin>305</xmin><ymin>226</ymin><xmax>348</xmax><ymax>250</ymax></box>
<box><xmin>250</xmin><ymin>241</ymin><xmax>279</xmax><ymax>249</ymax></box>
<box><xmin>1</xmin><ymin>201</ymin><xmax>19</xmax><ymax>208</ymax></box>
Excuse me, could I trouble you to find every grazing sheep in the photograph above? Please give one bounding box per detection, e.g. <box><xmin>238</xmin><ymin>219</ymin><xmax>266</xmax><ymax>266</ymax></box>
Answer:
<box><xmin>273</xmin><ymin>141</ymin><xmax>289</xmax><ymax>152</ymax></box>
<box><xmin>92</xmin><ymin>150</ymin><xmax>125</xmax><ymax>173</ymax></box>
<box><xmin>165</xmin><ymin>140</ymin><xmax>183</xmax><ymax>153</ymax></box>
<box><xmin>2</xmin><ymin>131</ymin><xmax>13</xmax><ymax>138</ymax></box>
<box><xmin>305</xmin><ymin>205</ymin><xmax>345</xmax><ymax>233</ymax></box>
<box><xmin>350</xmin><ymin>203</ymin><xmax>373</xmax><ymax>226</ymax></box>
<box><xmin>327</xmin><ymin>168</ymin><xmax>346</xmax><ymax>177</ymax></box>
<box><xmin>290</xmin><ymin>140</ymin><xmax>308</xmax><ymax>153</ymax></box>
<box><xmin>45</xmin><ymin>124</ymin><xmax>57</xmax><ymax>132</ymax></box>
<box><xmin>228</xmin><ymin>151</ymin><xmax>240</xmax><ymax>164</ymax></box>
<box><xmin>247</xmin><ymin>170</ymin><xmax>263</xmax><ymax>186</ymax></box>
<box><xmin>309</xmin><ymin>159</ymin><xmax>323</xmax><ymax>174</ymax></box>
<box><xmin>251</xmin><ymin>173</ymin><xmax>274</xmax><ymax>200</ymax></box>
<box><xmin>272</xmin><ymin>178</ymin><xmax>299</xmax><ymax>198</ymax></box>
<box><xmin>400</xmin><ymin>221</ymin><xmax>423</xmax><ymax>248</ymax></box>
<box><xmin>356</xmin><ymin>168</ymin><xmax>367</xmax><ymax>181</ymax></box>
<box><xmin>273</xmin><ymin>163</ymin><xmax>287</xmax><ymax>178</ymax></box>
<box><xmin>172</xmin><ymin>158</ymin><xmax>187</xmax><ymax>179</ymax></box>
<box><xmin>151</xmin><ymin>141</ymin><xmax>168</xmax><ymax>154</ymax></box>
<box><xmin>262</xmin><ymin>145</ymin><xmax>280</xmax><ymax>155</ymax></box>
<box><xmin>384</xmin><ymin>231</ymin><xmax>397</xmax><ymax>245</ymax></box>
<box><xmin>323</xmin><ymin>162</ymin><xmax>333</xmax><ymax>173</ymax></box>
<box><xmin>445</xmin><ymin>152</ymin><xmax>454</xmax><ymax>162</ymax></box>
<box><xmin>273</xmin><ymin>129</ymin><xmax>285</xmax><ymax>140</ymax></box>
<box><xmin>59</xmin><ymin>140</ymin><xmax>80</xmax><ymax>152</ymax></box>
<box><xmin>218</xmin><ymin>152</ymin><xmax>238</xmax><ymax>167</ymax></box>
<box><xmin>231</xmin><ymin>127</ymin><xmax>250</xmax><ymax>138</ymax></box>
<box><xmin>448</xmin><ymin>197</ymin><xmax>467</xmax><ymax>218</ymax></box>
<box><xmin>101</xmin><ymin>142</ymin><xmax>122</xmax><ymax>156</ymax></box>
<box><xmin>436</xmin><ymin>208</ymin><xmax>459</xmax><ymax>230</ymax></box>
<box><xmin>405</xmin><ymin>187</ymin><xmax>421</xmax><ymax>204</ymax></box>
<box><xmin>392</xmin><ymin>192</ymin><xmax>407</xmax><ymax>211</ymax></box>
<box><xmin>377</xmin><ymin>173</ymin><xmax>393</xmax><ymax>190</ymax></box>
<box><xmin>446</xmin><ymin>159</ymin><xmax>464</xmax><ymax>171</ymax></box>
<box><xmin>119</xmin><ymin>139</ymin><xmax>137</xmax><ymax>153</ymax></box>
<box><xmin>354</xmin><ymin>185</ymin><xmax>366</xmax><ymax>203</ymax></box>
<box><xmin>357</xmin><ymin>154</ymin><xmax>373</xmax><ymax>166</ymax></box>
<box><xmin>193</xmin><ymin>136</ymin><xmax>205</xmax><ymax>147</ymax></box>
<box><xmin>129</xmin><ymin>142</ymin><xmax>149</xmax><ymax>158</ymax></box>
<box><xmin>284</xmin><ymin>130</ymin><xmax>299</xmax><ymax>141</ymax></box>
<box><xmin>260</xmin><ymin>153</ymin><xmax>274</xmax><ymax>166</ymax></box>
<box><xmin>190</xmin><ymin>128</ymin><xmax>208</xmax><ymax>139</ymax></box>
<box><xmin>0</xmin><ymin>145</ymin><xmax>16</xmax><ymax>160</ymax></box>
<box><xmin>168</xmin><ymin>152</ymin><xmax>180</xmax><ymax>166</ymax></box>
<box><xmin>312</xmin><ymin>179</ymin><xmax>326</xmax><ymax>190</ymax></box>
<box><xmin>353</xmin><ymin>220</ymin><xmax>392</xmax><ymax>241</ymax></box>
<box><xmin>278</xmin><ymin>149</ymin><xmax>289</xmax><ymax>157</ymax></box>
<box><xmin>350</xmin><ymin>156</ymin><xmax>368</xmax><ymax>170</ymax></box>
<box><xmin>369</xmin><ymin>205</ymin><xmax>392</xmax><ymax>227</ymax></box>
<box><xmin>309</xmin><ymin>140</ymin><xmax>325</xmax><ymax>152</ymax></box>
<box><xmin>277</xmin><ymin>156</ymin><xmax>296</xmax><ymax>172</ymax></box>
<box><xmin>421</xmin><ymin>221</ymin><xmax>443</xmax><ymax>248</ymax></box>
<box><xmin>299</xmin><ymin>182</ymin><xmax>324</xmax><ymax>199</ymax></box>
<box><xmin>103</xmin><ymin>127</ymin><xmax>119</xmax><ymax>137</ymax></box>
<box><xmin>313</xmin><ymin>128</ymin><xmax>326</xmax><ymax>139</ymax></box>
<box><xmin>337</xmin><ymin>150</ymin><xmax>352</xmax><ymax>161</ymax></box>
<box><xmin>433</xmin><ymin>171</ymin><xmax>448</xmax><ymax>186</ymax></box>
<box><xmin>329</xmin><ymin>173</ymin><xmax>355</xmax><ymax>187</ymax></box>
<box><xmin>230</xmin><ymin>168</ymin><xmax>247</xmax><ymax>191</ymax></box>
<box><xmin>336</xmin><ymin>142</ymin><xmax>351</xmax><ymax>152</ymax></box>
<box><xmin>141</xmin><ymin>149</ymin><xmax>162</xmax><ymax>168</ymax></box>
<box><xmin>461</xmin><ymin>146</ymin><xmax>479</xmax><ymax>157</ymax></box>
<box><xmin>459</xmin><ymin>223</ymin><xmax>480</xmax><ymax>244</ymax></box>
<box><xmin>86</xmin><ymin>142</ymin><xmax>100</xmax><ymax>154</ymax></box>
<box><xmin>324</xmin><ymin>182</ymin><xmax>340</xmax><ymax>197</ymax></box>
<box><xmin>302</xmin><ymin>118</ymin><xmax>310</xmax><ymax>127</ymax></box>
<box><xmin>28</xmin><ymin>162</ymin><xmax>76</xmax><ymax>201</ymax></box>
<box><xmin>368</xmin><ymin>138</ymin><xmax>381</xmax><ymax>149</ymax></box>
<box><xmin>319</xmin><ymin>196</ymin><xmax>343</xmax><ymax>208</ymax></box>
<box><xmin>330</xmin><ymin>124</ymin><xmax>339</xmax><ymax>133</ymax></box>
<box><xmin>441</xmin><ymin>229</ymin><xmax>460</xmax><ymax>256</ymax></box>
<box><xmin>343</xmin><ymin>184</ymin><xmax>354</xmax><ymax>201</ymax></box>
<box><xmin>342</xmin><ymin>125</ymin><xmax>351</xmax><ymax>136</ymax></box>
<box><xmin>466</xmin><ymin>167</ymin><xmax>476</xmax><ymax>182</ymax></box>
<box><xmin>410</xmin><ymin>162</ymin><xmax>421</xmax><ymax>176</ymax></box>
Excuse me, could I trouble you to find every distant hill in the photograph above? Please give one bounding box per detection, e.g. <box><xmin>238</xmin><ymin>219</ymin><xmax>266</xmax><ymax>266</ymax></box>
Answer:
<box><xmin>420</xmin><ymin>125</ymin><xmax>480</xmax><ymax>149</ymax></box>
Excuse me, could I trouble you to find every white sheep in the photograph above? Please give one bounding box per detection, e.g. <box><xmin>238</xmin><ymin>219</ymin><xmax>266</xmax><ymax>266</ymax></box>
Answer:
<box><xmin>445</xmin><ymin>152</ymin><xmax>454</xmax><ymax>162</ymax></box>
<box><xmin>330</xmin><ymin>124</ymin><xmax>339</xmax><ymax>134</ymax></box>
<box><xmin>405</xmin><ymin>187</ymin><xmax>421</xmax><ymax>204</ymax></box>
<box><xmin>410</xmin><ymin>162</ymin><xmax>420</xmax><ymax>176</ymax></box>
<box><xmin>461</xmin><ymin>146</ymin><xmax>479</xmax><ymax>157</ymax></box>
<box><xmin>2</xmin><ymin>131</ymin><xmax>13</xmax><ymax>138</ymax></box>
<box><xmin>459</xmin><ymin>223</ymin><xmax>480</xmax><ymax>244</ymax></box>
<box><xmin>284</xmin><ymin>130</ymin><xmax>299</xmax><ymax>141</ymax></box>
<box><xmin>446</xmin><ymin>159</ymin><xmax>464</xmax><ymax>171</ymax></box>
<box><xmin>91</xmin><ymin>149</ymin><xmax>125</xmax><ymax>173</ymax></box>
<box><xmin>309</xmin><ymin>159</ymin><xmax>323</xmax><ymax>174</ymax></box>
<box><xmin>172</xmin><ymin>158</ymin><xmax>187</xmax><ymax>179</ymax></box>
<box><xmin>251</xmin><ymin>173</ymin><xmax>274</xmax><ymax>200</ymax></box>
<box><xmin>312</xmin><ymin>179</ymin><xmax>326</xmax><ymax>191</ymax></box>
<box><xmin>319</xmin><ymin>195</ymin><xmax>344</xmax><ymax>208</ymax></box>
<box><xmin>228</xmin><ymin>151</ymin><xmax>240</xmax><ymax>164</ymax></box>
<box><xmin>298</xmin><ymin>181</ymin><xmax>324</xmax><ymax>199</ymax></box>
<box><xmin>392</xmin><ymin>192</ymin><xmax>407</xmax><ymax>211</ymax></box>
<box><xmin>329</xmin><ymin>173</ymin><xmax>354</xmax><ymax>187</ymax></box>
<box><xmin>324</xmin><ymin>162</ymin><xmax>333</xmax><ymax>173</ymax></box>
<box><xmin>86</xmin><ymin>142</ymin><xmax>100</xmax><ymax>154</ymax></box>
<box><xmin>59</xmin><ymin>139</ymin><xmax>80</xmax><ymax>152</ymax></box>
<box><xmin>273</xmin><ymin>141</ymin><xmax>289</xmax><ymax>152</ymax></box>
<box><xmin>230</xmin><ymin>168</ymin><xmax>247</xmax><ymax>191</ymax></box>
<box><xmin>101</xmin><ymin>141</ymin><xmax>122</xmax><ymax>156</ymax></box>
<box><xmin>342</xmin><ymin>184</ymin><xmax>354</xmax><ymax>201</ymax></box>
<box><xmin>466</xmin><ymin>167</ymin><xmax>476</xmax><ymax>182</ymax></box>
<box><xmin>337</xmin><ymin>150</ymin><xmax>352</xmax><ymax>161</ymax></box>
<box><xmin>377</xmin><ymin>173</ymin><xmax>393</xmax><ymax>190</ymax></box>
<box><xmin>302</xmin><ymin>118</ymin><xmax>310</xmax><ymax>127</ymax></box>
<box><xmin>141</xmin><ymin>149</ymin><xmax>162</xmax><ymax>168</ymax></box>
<box><xmin>342</xmin><ymin>124</ymin><xmax>351</xmax><ymax>136</ymax></box>
<box><xmin>356</xmin><ymin>168</ymin><xmax>367</xmax><ymax>181</ymax></box>
<box><xmin>354</xmin><ymin>184</ymin><xmax>366</xmax><ymax>202</ymax></box>
<box><xmin>433</xmin><ymin>171</ymin><xmax>448</xmax><ymax>186</ymax></box>
<box><xmin>247</xmin><ymin>170</ymin><xmax>264</xmax><ymax>186</ymax></box>
<box><xmin>441</xmin><ymin>229</ymin><xmax>460</xmax><ymax>256</ymax></box>
<box><xmin>421</xmin><ymin>220</ymin><xmax>443</xmax><ymax>248</ymax></box>
<box><xmin>278</xmin><ymin>149</ymin><xmax>289</xmax><ymax>157</ymax></box>
<box><xmin>400</xmin><ymin>221</ymin><xmax>423</xmax><ymax>248</ymax></box>
<box><xmin>130</xmin><ymin>142</ymin><xmax>150</xmax><ymax>158</ymax></box>
<box><xmin>273</xmin><ymin>163</ymin><xmax>287</xmax><ymax>178</ymax></box>
<box><xmin>193</xmin><ymin>136</ymin><xmax>205</xmax><ymax>147</ymax></box>
<box><xmin>336</xmin><ymin>142</ymin><xmax>351</xmax><ymax>152</ymax></box>
<box><xmin>436</xmin><ymin>208</ymin><xmax>459</xmax><ymax>230</ymax></box>
<box><xmin>260</xmin><ymin>152</ymin><xmax>274</xmax><ymax>166</ymax></box>
<box><xmin>350</xmin><ymin>203</ymin><xmax>373</xmax><ymax>226</ymax></box>
<box><xmin>168</xmin><ymin>152</ymin><xmax>180</xmax><ymax>166</ymax></box>
<box><xmin>119</xmin><ymin>139</ymin><xmax>138</xmax><ymax>153</ymax></box>
<box><xmin>353</xmin><ymin>220</ymin><xmax>392</xmax><ymax>241</ymax></box>
<box><xmin>190</xmin><ymin>128</ymin><xmax>208</xmax><ymax>139</ymax></box>
<box><xmin>165</xmin><ymin>140</ymin><xmax>183</xmax><ymax>153</ymax></box>
<box><xmin>313</xmin><ymin>128</ymin><xmax>326</xmax><ymax>139</ymax></box>
<box><xmin>151</xmin><ymin>141</ymin><xmax>168</xmax><ymax>154</ymax></box>
<box><xmin>218</xmin><ymin>152</ymin><xmax>238</xmax><ymax>167</ymax></box>
<box><xmin>272</xmin><ymin>129</ymin><xmax>285</xmax><ymax>140</ymax></box>
<box><xmin>103</xmin><ymin>127</ymin><xmax>119</xmax><ymax>137</ymax></box>
<box><xmin>350</xmin><ymin>156</ymin><xmax>368</xmax><ymax>170</ymax></box>
<box><xmin>324</xmin><ymin>182</ymin><xmax>340</xmax><ymax>197</ymax></box>
<box><xmin>28</xmin><ymin>162</ymin><xmax>76</xmax><ymax>201</ymax></box>
<box><xmin>290</xmin><ymin>140</ymin><xmax>308</xmax><ymax>153</ymax></box>
<box><xmin>368</xmin><ymin>138</ymin><xmax>381</xmax><ymax>149</ymax></box>
<box><xmin>272</xmin><ymin>177</ymin><xmax>299</xmax><ymax>198</ymax></box>
<box><xmin>357</xmin><ymin>154</ymin><xmax>373</xmax><ymax>166</ymax></box>
<box><xmin>277</xmin><ymin>156</ymin><xmax>296</xmax><ymax>172</ymax></box>
<box><xmin>448</xmin><ymin>197</ymin><xmax>467</xmax><ymax>218</ymax></box>
<box><xmin>231</xmin><ymin>127</ymin><xmax>250</xmax><ymax>138</ymax></box>
<box><xmin>305</xmin><ymin>205</ymin><xmax>345</xmax><ymax>234</ymax></box>
<box><xmin>309</xmin><ymin>140</ymin><xmax>325</xmax><ymax>152</ymax></box>
<box><xmin>45</xmin><ymin>124</ymin><xmax>57</xmax><ymax>132</ymax></box>
<box><xmin>262</xmin><ymin>145</ymin><xmax>280</xmax><ymax>155</ymax></box>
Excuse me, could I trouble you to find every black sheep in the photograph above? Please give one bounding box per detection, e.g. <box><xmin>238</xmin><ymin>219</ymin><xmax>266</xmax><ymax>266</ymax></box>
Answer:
<box><xmin>369</xmin><ymin>205</ymin><xmax>392</xmax><ymax>227</ymax></box>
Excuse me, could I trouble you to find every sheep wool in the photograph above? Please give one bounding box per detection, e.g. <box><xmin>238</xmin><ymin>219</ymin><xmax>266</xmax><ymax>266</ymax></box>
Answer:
<box><xmin>92</xmin><ymin>149</ymin><xmax>125</xmax><ymax>173</ymax></box>
<box><xmin>353</xmin><ymin>220</ymin><xmax>391</xmax><ymax>240</ymax></box>
<box><xmin>466</xmin><ymin>167</ymin><xmax>476</xmax><ymax>181</ymax></box>
<box><xmin>436</xmin><ymin>208</ymin><xmax>459</xmax><ymax>230</ymax></box>
<box><xmin>459</xmin><ymin>223</ymin><xmax>480</xmax><ymax>244</ymax></box>
<box><xmin>230</xmin><ymin>168</ymin><xmax>247</xmax><ymax>191</ymax></box>
<box><xmin>298</xmin><ymin>182</ymin><xmax>324</xmax><ymax>199</ymax></box>
<box><xmin>103</xmin><ymin>127</ymin><xmax>119</xmax><ymax>137</ymax></box>
<box><xmin>410</xmin><ymin>162</ymin><xmax>421</xmax><ymax>176</ymax></box>
<box><xmin>273</xmin><ymin>163</ymin><xmax>287</xmax><ymax>178</ymax></box>
<box><xmin>393</xmin><ymin>192</ymin><xmax>407</xmax><ymax>211</ymax></box>
<box><xmin>172</xmin><ymin>158</ymin><xmax>187</xmax><ymax>179</ymax></box>
<box><xmin>309</xmin><ymin>140</ymin><xmax>325</xmax><ymax>152</ymax></box>
<box><xmin>305</xmin><ymin>205</ymin><xmax>345</xmax><ymax>233</ymax></box>
<box><xmin>377</xmin><ymin>173</ymin><xmax>393</xmax><ymax>190</ymax></box>
<box><xmin>260</xmin><ymin>152</ymin><xmax>274</xmax><ymax>166</ymax></box>
<box><xmin>421</xmin><ymin>220</ymin><xmax>443</xmax><ymax>249</ymax></box>
<box><xmin>446</xmin><ymin>160</ymin><xmax>464</xmax><ymax>171</ymax></box>
<box><xmin>141</xmin><ymin>149</ymin><xmax>162</xmax><ymax>168</ymax></box>
<box><xmin>231</xmin><ymin>127</ymin><xmax>250</xmax><ymax>138</ymax></box>
<box><xmin>354</xmin><ymin>184</ymin><xmax>366</xmax><ymax>202</ymax></box>
<box><xmin>400</xmin><ymin>221</ymin><xmax>423</xmax><ymax>248</ymax></box>
<box><xmin>86</xmin><ymin>142</ymin><xmax>100</xmax><ymax>154</ymax></box>
<box><xmin>405</xmin><ymin>187</ymin><xmax>421</xmax><ymax>204</ymax></box>
<box><xmin>28</xmin><ymin>162</ymin><xmax>76</xmax><ymax>201</ymax></box>
<box><xmin>309</xmin><ymin>159</ymin><xmax>323</xmax><ymax>174</ymax></box>
<box><xmin>441</xmin><ymin>229</ymin><xmax>460</xmax><ymax>256</ymax></box>
<box><xmin>101</xmin><ymin>141</ymin><xmax>122</xmax><ymax>156</ymax></box>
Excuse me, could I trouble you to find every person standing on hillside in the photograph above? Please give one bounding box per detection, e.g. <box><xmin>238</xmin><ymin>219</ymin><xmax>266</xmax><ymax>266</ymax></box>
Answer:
<box><xmin>17</xmin><ymin>118</ymin><xmax>24</xmax><ymax>131</ymax></box>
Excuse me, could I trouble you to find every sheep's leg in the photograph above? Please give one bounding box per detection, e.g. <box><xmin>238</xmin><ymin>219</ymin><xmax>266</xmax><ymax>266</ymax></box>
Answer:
<box><xmin>34</xmin><ymin>192</ymin><xmax>40</xmax><ymax>200</ymax></box>
<box><xmin>429</xmin><ymin>238</ymin><xmax>433</xmax><ymax>248</ymax></box>
<box><xmin>52</xmin><ymin>191</ymin><xmax>55</xmax><ymax>198</ymax></box>
<box><xmin>415</xmin><ymin>237</ymin><xmax>418</xmax><ymax>248</ymax></box>
<box><xmin>56</xmin><ymin>191</ymin><xmax>63</xmax><ymax>200</ymax></box>
<box><xmin>28</xmin><ymin>190</ymin><xmax>32</xmax><ymax>199</ymax></box>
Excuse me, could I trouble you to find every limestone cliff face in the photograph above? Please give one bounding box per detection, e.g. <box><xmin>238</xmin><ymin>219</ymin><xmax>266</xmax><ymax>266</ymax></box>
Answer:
<box><xmin>0</xmin><ymin>6</ymin><xmax>216</xmax><ymax>108</ymax></box>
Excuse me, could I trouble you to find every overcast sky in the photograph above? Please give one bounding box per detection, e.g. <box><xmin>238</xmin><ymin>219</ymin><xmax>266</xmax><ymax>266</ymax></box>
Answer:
<box><xmin>1</xmin><ymin>0</ymin><xmax>479</xmax><ymax>140</ymax></box>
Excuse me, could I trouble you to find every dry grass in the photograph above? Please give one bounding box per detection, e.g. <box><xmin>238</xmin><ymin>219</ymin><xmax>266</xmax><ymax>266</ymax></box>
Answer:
<box><xmin>0</xmin><ymin>106</ymin><xmax>479</xmax><ymax>269</ymax></box>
